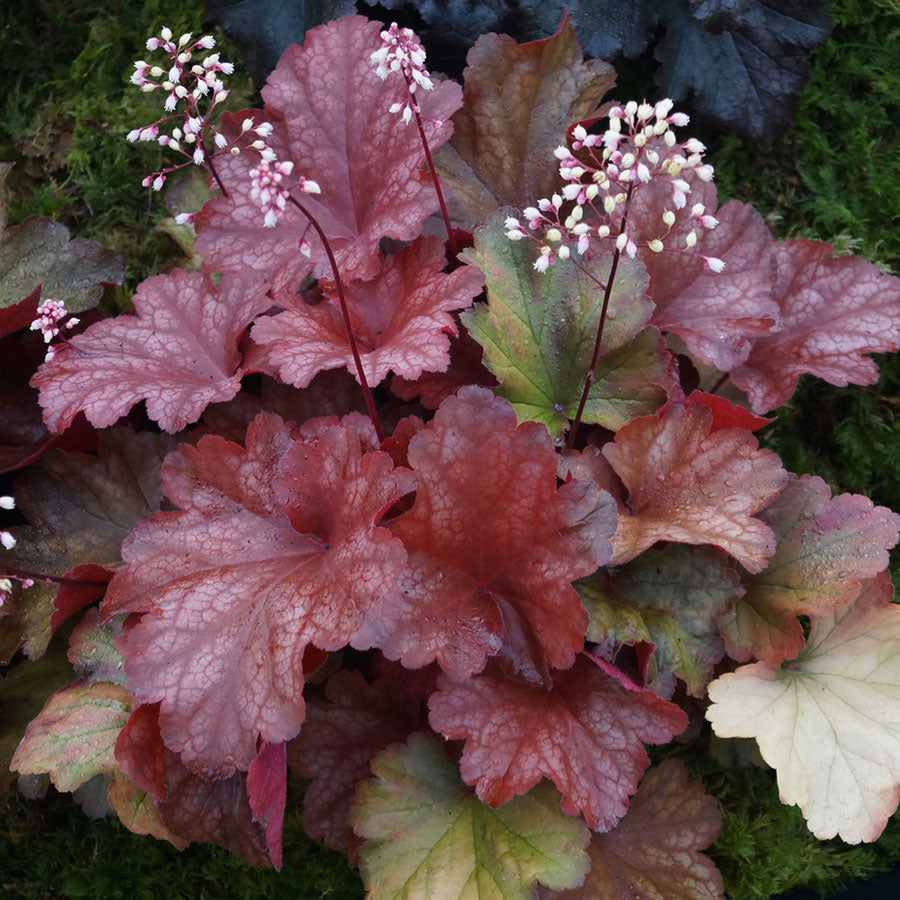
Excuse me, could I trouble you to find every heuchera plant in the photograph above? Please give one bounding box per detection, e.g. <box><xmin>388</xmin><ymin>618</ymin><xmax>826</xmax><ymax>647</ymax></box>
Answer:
<box><xmin>3</xmin><ymin>14</ymin><xmax>900</xmax><ymax>898</ymax></box>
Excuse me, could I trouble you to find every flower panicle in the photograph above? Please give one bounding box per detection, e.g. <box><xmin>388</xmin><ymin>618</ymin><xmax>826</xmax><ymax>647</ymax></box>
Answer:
<box><xmin>30</xmin><ymin>298</ymin><xmax>80</xmax><ymax>362</ymax></box>
<box><xmin>129</xmin><ymin>26</ymin><xmax>248</xmax><ymax>191</ymax></box>
<box><xmin>508</xmin><ymin>99</ymin><xmax>725</xmax><ymax>274</ymax></box>
<box><xmin>248</xmin><ymin>157</ymin><xmax>321</xmax><ymax>229</ymax></box>
<box><xmin>371</xmin><ymin>22</ymin><xmax>434</xmax><ymax>125</ymax></box>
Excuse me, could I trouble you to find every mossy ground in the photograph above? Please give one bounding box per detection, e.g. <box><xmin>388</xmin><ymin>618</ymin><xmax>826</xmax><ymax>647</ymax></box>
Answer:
<box><xmin>2</xmin><ymin>0</ymin><xmax>899</xmax><ymax>897</ymax></box>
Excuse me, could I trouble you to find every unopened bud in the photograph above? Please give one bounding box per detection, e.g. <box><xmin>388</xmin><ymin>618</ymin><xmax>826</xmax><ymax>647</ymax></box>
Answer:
<box><xmin>648</xmin><ymin>239</ymin><xmax>664</xmax><ymax>253</ymax></box>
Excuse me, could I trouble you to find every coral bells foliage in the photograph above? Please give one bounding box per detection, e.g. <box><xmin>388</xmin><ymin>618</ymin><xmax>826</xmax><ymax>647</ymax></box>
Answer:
<box><xmin>8</xmin><ymin>14</ymin><xmax>900</xmax><ymax>899</ymax></box>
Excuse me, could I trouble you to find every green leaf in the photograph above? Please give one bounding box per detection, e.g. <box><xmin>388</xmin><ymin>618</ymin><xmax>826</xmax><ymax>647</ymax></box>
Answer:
<box><xmin>67</xmin><ymin>608</ymin><xmax>127</xmax><ymax>686</ymax></box>
<box><xmin>0</xmin><ymin>636</ymin><xmax>74</xmax><ymax>791</ymax></box>
<box><xmin>351</xmin><ymin>732</ymin><xmax>590</xmax><ymax>899</ymax></box>
<box><xmin>462</xmin><ymin>213</ymin><xmax>670</xmax><ymax>440</ymax></box>
<box><xmin>10</xmin><ymin>681</ymin><xmax>132</xmax><ymax>793</ymax></box>
<box><xmin>578</xmin><ymin>545</ymin><xmax>743</xmax><ymax>697</ymax></box>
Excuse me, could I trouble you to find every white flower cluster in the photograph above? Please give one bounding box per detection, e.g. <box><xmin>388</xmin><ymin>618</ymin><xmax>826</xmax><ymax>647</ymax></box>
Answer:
<box><xmin>128</xmin><ymin>27</ymin><xmax>267</xmax><ymax>191</ymax></box>
<box><xmin>249</xmin><ymin>157</ymin><xmax>321</xmax><ymax>229</ymax></box>
<box><xmin>370</xmin><ymin>22</ymin><xmax>434</xmax><ymax>125</ymax></box>
<box><xmin>30</xmin><ymin>298</ymin><xmax>80</xmax><ymax>362</ymax></box>
<box><xmin>506</xmin><ymin>100</ymin><xmax>725</xmax><ymax>274</ymax></box>
<box><xmin>129</xmin><ymin>28</ymin><xmax>231</xmax><ymax>189</ymax></box>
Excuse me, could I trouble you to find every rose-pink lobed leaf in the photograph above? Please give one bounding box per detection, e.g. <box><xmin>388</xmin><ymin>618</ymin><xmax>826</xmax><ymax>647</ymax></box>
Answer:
<box><xmin>428</xmin><ymin>654</ymin><xmax>688</xmax><ymax>831</ymax></box>
<box><xmin>102</xmin><ymin>413</ymin><xmax>412</xmax><ymax>776</ymax></box>
<box><xmin>31</xmin><ymin>270</ymin><xmax>270</xmax><ymax>433</ymax></box>
<box><xmin>381</xmin><ymin>386</ymin><xmax>616</xmax><ymax>683</ymax></box>
<box><xmin>626</xmin><ymin>174</ymin><xmax>779</xmax><ymax>371</ymax></box>
<box><xmin>195</xmin><ymin>17</ymin><xmax>462</xmax><ymax>289</ymax></box>
<box><xmin>251</xmin><ymin>236</ymin><xmax>483</xmax><ymax>388</ymax></box>
<box><xmin>602</xmin><ymin>400</ymin><xmax>787</xmax><ymax>572</ymax></box>
<box><xmin>731</xmin><ymin>240</ymin><xmax>900</xmax><ymax>412</ymax></box>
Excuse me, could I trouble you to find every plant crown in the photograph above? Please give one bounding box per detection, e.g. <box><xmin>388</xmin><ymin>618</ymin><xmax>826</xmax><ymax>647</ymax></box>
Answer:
<box><xmin>2</xmin><ymin>14</ymin><xmax>900</xmax><ymax>899</ymax></box>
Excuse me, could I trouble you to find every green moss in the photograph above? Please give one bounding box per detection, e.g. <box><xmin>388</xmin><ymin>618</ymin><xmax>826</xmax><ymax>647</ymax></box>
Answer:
<box><xmin>651</xmin><ymin>737</ymin><xmax>900</xmax><ymax>900</ymax></box>
<box><xmin>0</xmin><ymin>0</ymin><xmax>253</xmax><ymax>311</ymax></box>
<box><xmin>711</xmin><ymin>766</ymin><xmax>900</xmax><ymax>899</ymax></box>
<box><xmin>0</xmin><ymin>783</ymin><xmax>363</xmax><ymax>899</ymax></box>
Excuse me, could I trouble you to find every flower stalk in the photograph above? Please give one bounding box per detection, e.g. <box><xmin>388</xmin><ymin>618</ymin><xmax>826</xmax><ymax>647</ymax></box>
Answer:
<box><xmin>567</xmin><ymin>183</ymin><xmax>634</xmax><ymax>449</ymax></box>
<box><xmin>285</xmin><ymin>195</ymin><xmax>385</xmax><ymax>443</ymax></box>
<box><xmin>371</xmin><ymin>23</ymin><xmax>458</xmax><ymax>256</ymax></box>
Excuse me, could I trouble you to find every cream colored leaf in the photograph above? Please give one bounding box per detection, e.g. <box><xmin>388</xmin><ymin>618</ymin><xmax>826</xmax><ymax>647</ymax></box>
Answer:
<box><xmin>707</xmin><ymin>573</ymin><xmax>900</xmax><ymax>843</ymax></box>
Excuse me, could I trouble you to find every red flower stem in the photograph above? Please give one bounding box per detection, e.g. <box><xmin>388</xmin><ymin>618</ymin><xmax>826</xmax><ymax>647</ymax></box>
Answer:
<box><xmin>569</xmin><ymin>257</ymin><xmax>608</xmax><ymax>292</ymax></box>
<box><xmin>566</xmin><ymin>183</ymin><xmax>635</xmax><ymax>451</ymax></box>
<box><xmin>206</xmin><ymin>155</ymin><xmax>229</xmax><ymax>197</ymax></box>
<box><xmin>708</xmin><ymin>372</ymin><xmax>730</xmax><ymax>395</ymax></box>
<box><xmin>410</xmin><ymin>101</ymin><xmax>457</xmax><ymax>256</ymax></box>
<box><xmin>0</xmin><ymin>561</ymin><xmax>108</xmax><ymax>588</ymax></box>
<box><xmin>287</xmin><ymin>195</ymin><xmax>384</xmax><ymax>443</ymax></box>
